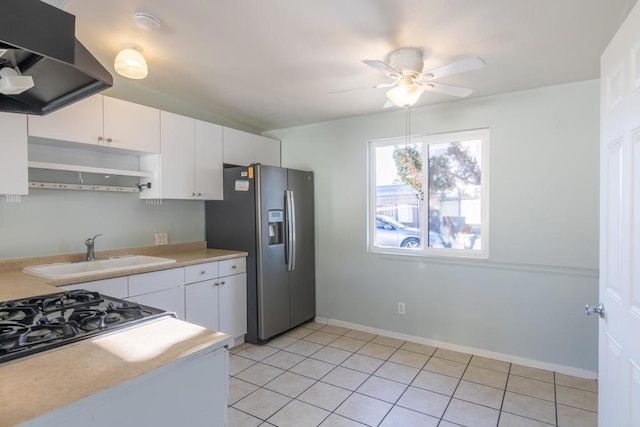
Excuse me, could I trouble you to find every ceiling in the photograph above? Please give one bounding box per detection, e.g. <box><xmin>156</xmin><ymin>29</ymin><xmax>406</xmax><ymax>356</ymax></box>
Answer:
<box><xmin>53</xmin><ymin>0</ymin><xmax>635</xmax><ymax>132</ymax></box>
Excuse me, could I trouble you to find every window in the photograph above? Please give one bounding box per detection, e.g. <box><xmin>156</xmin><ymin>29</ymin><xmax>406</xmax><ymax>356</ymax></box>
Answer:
<box><xmin>368</xmin><ymin>128</ymin><xmax>489</xmax><ymax>258</ymax></box>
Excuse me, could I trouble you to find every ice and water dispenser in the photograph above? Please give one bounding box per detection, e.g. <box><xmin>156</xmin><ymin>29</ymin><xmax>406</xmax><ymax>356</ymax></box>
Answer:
<box><xmin>268</xmin><ymin>210</ymin><xmax>284</xmax><ymax>245</ymax></box>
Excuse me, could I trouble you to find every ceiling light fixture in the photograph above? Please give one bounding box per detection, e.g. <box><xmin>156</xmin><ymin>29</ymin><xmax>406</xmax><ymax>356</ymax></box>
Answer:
<box><xmin>114</xmin><ymin>44</ymin><xmax>148</xmax><ymax>79</ymax></box>
<box><xmin>386</xmin><ymin>80</ymin><xmax>425</xmax><ymax>108</ymax></box>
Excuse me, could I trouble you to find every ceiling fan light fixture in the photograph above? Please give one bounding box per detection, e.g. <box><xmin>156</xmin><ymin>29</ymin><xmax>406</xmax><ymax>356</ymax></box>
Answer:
<box><xmin>386</xmin><ymin>83</ymin><xmax>424</xmax><ymax>107</ymax></box>
<box><xmin>114</xmin><ymin>45</ymin><xmax>148</xmax><ymax>79</ymax></box>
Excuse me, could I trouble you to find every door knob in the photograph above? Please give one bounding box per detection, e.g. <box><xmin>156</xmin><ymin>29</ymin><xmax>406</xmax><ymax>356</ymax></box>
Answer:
<box><xmin>585</xmin><ymin>303</ymin><xmax>605</xmax><ymax>319</ymax></box>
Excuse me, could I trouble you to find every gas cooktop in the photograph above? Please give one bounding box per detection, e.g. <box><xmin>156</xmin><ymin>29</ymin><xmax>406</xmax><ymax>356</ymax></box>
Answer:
<box><xmin>0</xmin><ymin>290</ymin><xmax>172</xmax><ymax>364</ymax></box>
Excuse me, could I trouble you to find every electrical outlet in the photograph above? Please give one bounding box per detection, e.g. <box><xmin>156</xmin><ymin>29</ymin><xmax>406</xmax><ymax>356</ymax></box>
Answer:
<box><xmin>155</xmin><ymin>232</ymin><xmax>168</xmax><ymax>245</ymax></box>
<box><xmin>398</xmin><ymin>302</ymin><xmax>405</xmax><ymax>314</ymax></box>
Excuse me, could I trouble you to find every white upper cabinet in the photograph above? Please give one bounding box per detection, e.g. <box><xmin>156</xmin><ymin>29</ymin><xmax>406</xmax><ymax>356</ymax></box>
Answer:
<box><xmin>156</xmin><ymin>111</ymin><xmax>194</xmax><ymax>199</ymax></box>
<box><xmin>102</xmin><ymin>97</ymin><xmax>160</xmax><ymax>153</ymax></box>
<box><xmin>142</xmin><ymin>111</ymin><xmax>222</xmax><ymax>200</ymax></box>
<box><xmin>222</xmin><ymin>127</ymin><xmax>280</xmax><ymax>167</ymax></box>
<box><xmin>194</xmin><ymin>120</ymin><xmax>223</xmax><ymax>200</ymax></box>
<box><xmin>27</xmin><ymin>96</ymin><xmax>160</xmax><ymax>154</ymax></box>
<box><xmin>28</xmin><ymin>96</ymin><xmax>103</xmax><ymax>146</ymax></box>
<box><xmin>0</xmin><ymin>113</ymin><xmax>28</xmax><ymax>195</ymax></box>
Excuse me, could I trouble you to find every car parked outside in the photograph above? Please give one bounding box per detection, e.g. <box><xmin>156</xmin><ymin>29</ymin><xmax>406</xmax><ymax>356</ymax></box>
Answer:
<box><xmin>375</xmin><ymin>215</ymin><xmax>451</xmax><ymax>249</ymax></box>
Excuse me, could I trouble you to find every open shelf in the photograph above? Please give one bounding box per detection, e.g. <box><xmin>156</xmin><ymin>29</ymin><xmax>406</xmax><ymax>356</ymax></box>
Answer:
<box><xmin>28</xmin><ymin>161</ymin><xmax>153</xmax><ymax>178</ymax></box>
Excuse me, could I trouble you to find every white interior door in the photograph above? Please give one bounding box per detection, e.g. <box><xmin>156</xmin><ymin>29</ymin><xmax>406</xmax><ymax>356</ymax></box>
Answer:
<box><xmin>599</xmin><ymin>3</ymin><xmax>640</xmax><ymax>426</ymax></box>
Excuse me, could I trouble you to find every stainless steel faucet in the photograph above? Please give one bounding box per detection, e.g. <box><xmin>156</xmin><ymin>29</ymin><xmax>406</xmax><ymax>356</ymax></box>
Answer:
<box><xmin>85</xmin><ymin>234</ymin><xmax>103</xmax><ymax>261</ymax></box>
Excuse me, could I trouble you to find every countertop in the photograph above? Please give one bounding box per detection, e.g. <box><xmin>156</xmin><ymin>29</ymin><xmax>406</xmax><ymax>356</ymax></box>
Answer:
<box><xmin>0</xmin><ymin>241</ymin><xmax>244</xmax><ymax>426</ymax></box>
<box><xmin>0</xmin><ymin>317</ymin><xmax>232</xmax><ymax>427</ymax></box>
<box><xmin>0</xmin><ymin>241</ymin><xmax>248</xmax><ymax>302</ymax></box>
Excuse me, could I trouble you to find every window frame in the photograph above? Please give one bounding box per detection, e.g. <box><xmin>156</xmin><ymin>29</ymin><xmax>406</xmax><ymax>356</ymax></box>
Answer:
<box><xmin>368</xmin><ymin>128</ymin><xmax>490</xmax><ymax>259</ymax></box>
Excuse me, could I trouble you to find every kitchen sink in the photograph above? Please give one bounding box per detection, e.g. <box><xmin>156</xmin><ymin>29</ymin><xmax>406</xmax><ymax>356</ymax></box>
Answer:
<box><xmin>23</xmin><ymin>255</ymin><xmax>176</xmax><ymax>279</ymax></box>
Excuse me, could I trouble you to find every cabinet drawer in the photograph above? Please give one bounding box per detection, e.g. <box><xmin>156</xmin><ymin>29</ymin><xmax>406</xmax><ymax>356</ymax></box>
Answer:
<box><xmin>128</xmin><ymin>267</ymin><xmax>184</xmax><ymax>297</ymax></box>
<box><xmin>185</xmin><ymin>261</ymin><xmax>218</xmax><ymax>284</ymax></box>
<box><xmin>63</xmin><ymin>277</ymin><xmax>128</xmax><ymax>299</ymax></box>
<box><xmin>219</xmin><ymin>258</ymin><xmax>246</xmax><ymax>277</ymax></box>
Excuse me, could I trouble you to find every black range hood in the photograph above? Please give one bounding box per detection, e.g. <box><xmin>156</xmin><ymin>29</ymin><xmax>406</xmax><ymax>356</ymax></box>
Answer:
<box><xmin>0</xmin><ymin>0</ymin><xmax>113</xmax><ymax>115</ymax></box>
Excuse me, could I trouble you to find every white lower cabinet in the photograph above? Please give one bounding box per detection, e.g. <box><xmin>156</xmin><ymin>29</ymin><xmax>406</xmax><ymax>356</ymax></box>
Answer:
<box><xmin>126</xmin><ymin>286</ymin><xmax>185</xmax><ymax>320</ymax></box>
<box><xmin>63</xmin><ymin>277</ymin><xmax>128</xmax><ymax>299</ymax></box>
<box><xmin>185</xmin><ymin>258</ymin><xmax>247</xmax><ymax>341</ymax></box>
<box><xmin>127</xmin><ymin>268</ymin><xmax>185</xmax><ymax>320</ymax></box>
<box><xmin>59</xmin><ymin>257</ymin><xmax>247</xmax><ymax>339</ymax></box>
<box><xmin>63</xmin><ymin>268</ymin><xmax>185</xmax><ymax>320</ymax></box>
<box><xmin>219</xmin><ymin>271</ymin><xmax>247</xmax><ymax>339</ymax></box>
<box><xmin>185</xmin><ymin>278</ymin><xmax>220</xmax><ymax>331</ymax></box>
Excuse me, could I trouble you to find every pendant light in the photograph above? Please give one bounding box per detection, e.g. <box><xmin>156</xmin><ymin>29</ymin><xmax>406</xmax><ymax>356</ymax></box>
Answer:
<box><xmin>113</xmin><ymin>13</ymin><xmax>160</xmax><ymax>80</ymax></box>
<box><xmin>114</xmin><ymin>45</ymin><xmax>148</xmax><ymax>79</ymax></box>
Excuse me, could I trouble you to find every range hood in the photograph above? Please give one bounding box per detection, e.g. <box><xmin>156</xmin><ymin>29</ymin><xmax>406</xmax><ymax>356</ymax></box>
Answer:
<box><xmin>0</xmin><ymin>0</ymin><xmax>112</xmax><ymax>115</ymax></box>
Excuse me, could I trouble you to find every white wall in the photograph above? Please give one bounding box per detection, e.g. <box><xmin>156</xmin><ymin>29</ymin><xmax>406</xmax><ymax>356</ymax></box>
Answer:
<box><xmin>266</xmin><ymin>80</ymin><xmax>600</xmax><ymax>373</ymax></box>
<box><xmin>0</xmin><ymin>190</ymin><xmax>204</xmax><ymax>259</ymax></box>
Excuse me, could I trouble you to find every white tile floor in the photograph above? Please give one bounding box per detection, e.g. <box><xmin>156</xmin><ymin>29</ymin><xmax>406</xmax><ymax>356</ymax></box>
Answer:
<box><xmin>228</xmin><ymin>321</ymin><xmax>598</xmax><ymax>427</ymax></box>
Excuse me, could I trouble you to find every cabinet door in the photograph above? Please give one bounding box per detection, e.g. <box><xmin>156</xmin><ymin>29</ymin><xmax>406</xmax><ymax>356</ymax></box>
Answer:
<box><xmin>0</xmin><ymin>113</ymin><xmax>28</xmax><ymax>195</ymax></box>
<box><xmin>103</xmin><ymin>97</ymin><xmax>160</xmax><ymax>153</ymax></box>
<box><xmin>185</xmin><ymin>280</ymin><xmax>220</xmax><ymax>331</ymax></box>
<box><xmin>27</xmin><ymin>95</ymin><xmax>103</xmax><ymax>146</ymax></box>
<box><xmin>126</xmin><ymin>286</ymin><xmax>185</xmax><ymax>320</ymax></box>
<box><xmin>253</xmin><ymin>136</ymin><xmax>281</xmax><ymax>167</ymax></box>
<box><xmin>219</xmin><ymin>273</ymin><xmax>247</xmax><ymax>338</ymax></box>
<box><xmin>222</xmin><ymin>127</ymin><xmax>254</xmax><ymax>166</ymax></box>
<box><xmin>63</xmin><ymin>277</ymin><xmax>128</xmax><ymax>299</ymax></box>
<box><xmin>159</xmin><ymin>111</ymin><xmax>195</xmax><ymax>199</ymax></box>
<box><xmin>194</xmin><ymin>120</ymin><xmax>223</xmax><ymax>200</ymax></box>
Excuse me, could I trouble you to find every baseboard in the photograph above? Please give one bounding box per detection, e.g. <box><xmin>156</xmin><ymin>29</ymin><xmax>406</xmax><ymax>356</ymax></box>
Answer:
<box><xmin>314</xmin><ymin>316</ymin><xmax>597</xmax><ymax>380</ymax></box>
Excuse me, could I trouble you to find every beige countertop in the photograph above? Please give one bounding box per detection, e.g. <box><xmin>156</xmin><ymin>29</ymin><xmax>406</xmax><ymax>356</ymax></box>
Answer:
<box><xmin>0</xmin><ymin>317</ymin><xmax>232</xmax><ymax>427</ymax></box>
<box><xmin>0</xmin><ymin>241</ymin><xmax>243</xmax><ymax>425</ymax></box>
<box><xmin>0</xmin><ymin>241</ymin><xmax>248</xmax><ymax>302</ymax></box>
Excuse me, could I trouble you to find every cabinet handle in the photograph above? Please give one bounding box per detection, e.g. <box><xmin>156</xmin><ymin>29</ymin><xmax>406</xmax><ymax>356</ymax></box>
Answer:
<box><xmin>200</xmin><ymin>270</ymin><xmax>206</xmax><ymax>275</ymax></box>
<box><xmin>220</xmin><ymin>281</ymin><xmax>226</xmax><ymax>285</ymax></box>
<box><xmin>214</xmin><ymin>282</ymin><xmax>219</xmax><ymax>286</ymax></box>
<box><xmin>190</xmin><ymin>192</ymin><xmax>196</xmax><ymax>197</ymax></box>
<box><xmin>106</xmin><ymin>138</ymin><xmax>112</xmax><ymax>143</ymax></box>
<box><xmin>197</xmin><ymin>193</ymin><xmax>202</xmax><ymax>197</ymax></box>
<box><xmin>97</xmin><ymin>136</ymin><xmax>103</xmax><ymax>142</ymax></box>
<box><xmin>231</xmin><ymin>265</ymin><xmax>236</xmax><ymax>269</ymax></box>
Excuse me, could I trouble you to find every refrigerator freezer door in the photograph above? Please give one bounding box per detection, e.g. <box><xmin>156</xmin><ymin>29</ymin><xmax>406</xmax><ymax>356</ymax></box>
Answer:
<box><xmin>256</xmin><ymin>165</ymin><xmax>291</xmax><ymax>340</ymax></box>
<box><xmin>287</xmin><ymin>169</ymin><xmax>316</xmax><ymax>327</ymax></box>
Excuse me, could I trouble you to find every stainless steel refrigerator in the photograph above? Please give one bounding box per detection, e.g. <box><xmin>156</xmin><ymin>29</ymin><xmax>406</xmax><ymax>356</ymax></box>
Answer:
<box><xmin>205</xmin><ymin>164</ymin><xmax>315</xmax><ymax>344</ymax></box>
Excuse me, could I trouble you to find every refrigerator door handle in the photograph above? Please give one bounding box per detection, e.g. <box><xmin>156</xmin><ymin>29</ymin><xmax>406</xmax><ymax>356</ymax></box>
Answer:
<box><xmin>285</xmin><ymin>190</ymin><xmax>296</xmax><ymax>271</ymax></box>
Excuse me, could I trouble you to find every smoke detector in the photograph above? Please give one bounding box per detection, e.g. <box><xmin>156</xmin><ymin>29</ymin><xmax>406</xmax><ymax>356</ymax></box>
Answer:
<box><xmin>133</xmin><ymin>13</ymin><xmax>161</xmax><ymax>31</ymax></box>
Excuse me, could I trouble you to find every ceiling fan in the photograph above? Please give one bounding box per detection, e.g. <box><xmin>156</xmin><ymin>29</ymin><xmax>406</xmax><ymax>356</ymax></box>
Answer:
<box><xmin>363</xmin><ymin>48</ymin><xmax>485</xmax><ymax>108</ymax></box>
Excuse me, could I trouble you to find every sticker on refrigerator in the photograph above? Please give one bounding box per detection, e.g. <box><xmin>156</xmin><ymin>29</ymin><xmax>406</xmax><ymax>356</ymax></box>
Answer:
<box><xmin>240</xmin><ymin>171</ymin><xmax>248</xmax><ymax>177</ymax></box>
<box><xmin>235</xmin><ymin>180</ymin><xmax>250</xmax><ymax>191</ymax></box>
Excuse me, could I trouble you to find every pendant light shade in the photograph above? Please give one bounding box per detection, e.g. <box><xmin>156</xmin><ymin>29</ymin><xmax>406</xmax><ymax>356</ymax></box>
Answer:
<box><xmin>114</xmin><ymin>47</ymin><xmax>148</xmax><ymax>79</ymax></box>
<box><xmin>386</xmin><ymin>83</ymin><xmax>424</xmax><ymax>108</ymax></box>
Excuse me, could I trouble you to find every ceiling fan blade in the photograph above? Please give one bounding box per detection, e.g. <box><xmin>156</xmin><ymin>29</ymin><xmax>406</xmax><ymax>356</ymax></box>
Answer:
<box><xmin>362</xmin><ymin>59</ymin><xmax>402</xmax><ymax>79</ymax></box>
<box><xmin>374</xmin><ymin>81</ymin><xmax>397</xmax><ymax>89</ymax></box>
<box><xmin>420</xmin><ymin>57</ymin><xmax>485</xmax><ymax>81</ymax></box>
<box><xmin>421</xmin><ymin>82</ymin><xmax>474</xmax><ymax>97</ymax></box>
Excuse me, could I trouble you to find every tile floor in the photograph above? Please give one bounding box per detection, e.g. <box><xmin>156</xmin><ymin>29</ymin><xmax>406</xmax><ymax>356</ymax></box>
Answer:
<box><xmin>228</xmin><ymin>321</ymin><xmax>598</xmax><ymax>427</ymax></box>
